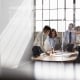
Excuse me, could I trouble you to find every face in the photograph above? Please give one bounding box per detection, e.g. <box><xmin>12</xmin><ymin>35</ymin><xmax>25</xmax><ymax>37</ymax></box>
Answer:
<box><xmin>52</xmin><ymin>31</ymin><xmax>56</xmax><ymax>38</ymax></box>
<box><xmin>45</xmin><ymin>30</ymin><xmax>50</xmax><ymax>36</ymax></box>
<box><xmin>68</xmin><ymin>24</ymin><xmax>73</xmax><ymax>31</ymax></box>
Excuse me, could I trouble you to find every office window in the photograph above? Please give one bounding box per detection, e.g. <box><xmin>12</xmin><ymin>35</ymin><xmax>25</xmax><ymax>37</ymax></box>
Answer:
<box><xmin>36</xmin><ymin>0</ymin><xmax>42</xmax><ymax>9</ymax></box>
<box><xmin>76</xmin><ymin>0</ymin><xmax>80</xmax><ymax>26</ymax></box>
<box><xmin>43</xmin><ymin>0</ymin><xmax>49</xmax><ymax>9</ymax></box>
<box><xmin>66</xmin><ymin>9</ymin><xmax>73</xmax><ymax>20</ymax></box>
<box><xmin>50</xmin><ymin>21</ymin><xmax>57</xmax><ymax>30</ymax></box>
<box><xmin>50</xmin><ymin>10</ymin><xmax>57</xmax><ymax>20</ymax></box>
<box><xmin>66</xmin><ymin>0</ymin><xmax>73</xmax><ymax>8</ymax></box>
<box><xmin>36</xmin><ymin>21</ymin><xmax>42</xmax><ymax>31</ymax></box>
<box><xmin>35</xmin><ymin>0</ymin><xmax>80</xmax><ymax>32</ymax></box>
<box><xmin>50</xmin><ymin>0</ymin><xmax>57</xmax><ymax>9</ymax></box>
<box><xmin>36</xmin><ymin>10</ymin><xmax>42</xmax><ymax>20</ymax></box>
<box><xmin>43</xmin><ymin>10</ymin><xmax>49</xmax><ymax>20</ymax></box>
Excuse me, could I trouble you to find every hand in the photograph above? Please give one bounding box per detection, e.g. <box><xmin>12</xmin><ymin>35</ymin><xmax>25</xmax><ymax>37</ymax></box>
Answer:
<box><xmin>45</xmin><ymin>51</ymin><xmax>50</xmax><ymax>56</ymax></box>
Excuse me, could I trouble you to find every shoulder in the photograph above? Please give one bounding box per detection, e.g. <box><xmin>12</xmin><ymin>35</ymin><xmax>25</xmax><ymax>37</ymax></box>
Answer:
<box><xmin>45</xmin><ymin>36</ymin><xmax>50</xmax><ymax>42</ymax></box>
<box><xmin>65</xmin><ymin>31</ymin><xmax>68</xmax><ymax>33</ymax></box>
<box><xmin>45</xmin><ymin>36</ymin><xmax>49</xmax><ymax>40</ymax></box>
<box><xmin>36</xmin><ymin>32</ymin><xmax>42</xmax><ymax>37</ymax></box>
<box><xmin>64</xmin><ymin>31</ymin><xmax>68</xmax><ymax>35</ymax></box>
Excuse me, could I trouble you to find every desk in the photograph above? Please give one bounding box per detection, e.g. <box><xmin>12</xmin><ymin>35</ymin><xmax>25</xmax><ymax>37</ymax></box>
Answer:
<box><xmin>32</xmin><ymin>51</ymin><xmax>78</xmax><ymax>61</ymax></box>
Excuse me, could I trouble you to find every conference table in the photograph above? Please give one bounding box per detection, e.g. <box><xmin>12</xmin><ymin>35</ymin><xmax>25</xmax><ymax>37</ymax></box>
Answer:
<box><xmin>32</xmin><ymin>50</ymin><xmax>79</xmax><ymax>62</ymax></box>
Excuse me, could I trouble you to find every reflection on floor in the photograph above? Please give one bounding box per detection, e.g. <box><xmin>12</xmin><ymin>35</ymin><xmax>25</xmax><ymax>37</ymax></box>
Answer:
<box><xmin>1</xmin><ymin>61</ymin><xmax>80</xmax><ymax>80</ymax></box>
<box><xmin>1</xmin><ymin>61</ymin><xmax>35</xmax><ymax>80</ymax></box>
<box><xmin>34</xmin><ymin>61</ymin><xmax>80</xmax><ymax>80</ymax></box>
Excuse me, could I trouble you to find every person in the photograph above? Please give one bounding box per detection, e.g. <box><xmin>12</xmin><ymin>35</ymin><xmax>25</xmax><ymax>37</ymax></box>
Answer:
<box><xmin>32</xmin><ymin>25</ymin><xmax>51</xmax><ymax>57</ymax></box>
<box><xmin>63</xmin><ymin>23</ymin><xmax>76</xmax><ymax>51</ymax></box>
<box><xmin>44</xmin><ymin>29</ymin><xmax>60</xmax><ymax>52</ymax></box>
<box><xmin>75</xmin><ymin>26</ymin><xmax>80</xmax><ymax>57</ymax></box>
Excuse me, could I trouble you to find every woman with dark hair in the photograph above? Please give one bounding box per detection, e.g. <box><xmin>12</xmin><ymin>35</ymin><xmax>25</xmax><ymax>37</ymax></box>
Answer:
<box><xmin>44</xmin><ymin>29</ymin><xmax>59</xmax><ymax>51</ymax></box>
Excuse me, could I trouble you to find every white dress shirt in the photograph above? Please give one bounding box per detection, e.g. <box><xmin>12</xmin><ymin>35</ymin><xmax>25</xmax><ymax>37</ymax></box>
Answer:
<box><xmin>44</xmin><ymin>36</ymin><xmax>56</xmax><ymax>51</ymax></box>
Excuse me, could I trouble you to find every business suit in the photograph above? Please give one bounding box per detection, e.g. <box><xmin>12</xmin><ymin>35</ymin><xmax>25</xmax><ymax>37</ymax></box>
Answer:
<box><xmin>63</xmin><ymin>30</ymin><xmax>76</xmax><ymax>50</ymax></box>
<box><xmin>63</xmin><ymin>30</ymin><xmax>76</xmax><ymax>44</ymax></box>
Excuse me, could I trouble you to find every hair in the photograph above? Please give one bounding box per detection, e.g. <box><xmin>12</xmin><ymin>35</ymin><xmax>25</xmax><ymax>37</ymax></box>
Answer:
<box><xmin>49</xmin><ymin>29</ymin><xmax>57</xmax><ymax>38</ymax></box>
<box><xmin>74</xmin><ymin>26</ymin><xmax>78</xmax><ymax>31</ymax></box>
<box><xmin>75</xmin><ymin>26</ymin><xmax>80</xmax><ymax>31</ymax></box>
<box><xmin>69</xmin><ymin>23</ymin><xmax>74</xmax><ymax>27</ymax></box>
<box><xmin>68</xmin><ymin>23</ymin><xmax>74</xmax><ymax>29</ymax></box>
<box><xmin>43</xmin><ymin>25</ymin><xmax>51</xmax><ymax>33</ymax></box>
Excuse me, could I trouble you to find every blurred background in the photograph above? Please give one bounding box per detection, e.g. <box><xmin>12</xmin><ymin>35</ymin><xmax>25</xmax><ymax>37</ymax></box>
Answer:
<box><xmin>0</xmin><ymin>0</ymin><xmax>80</xmax><ymax>80</ymax></box>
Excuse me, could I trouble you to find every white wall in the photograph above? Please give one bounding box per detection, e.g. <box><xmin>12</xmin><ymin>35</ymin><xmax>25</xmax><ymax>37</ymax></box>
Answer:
<box><xmin>0</xmin><ymin>0</ymin><xmax>34</xmax><ymax>68</ymax></box>
<box><xmin>0</xmin><ymin>0</ymin><xmax>23</xmax><ymax>34</ymax></box>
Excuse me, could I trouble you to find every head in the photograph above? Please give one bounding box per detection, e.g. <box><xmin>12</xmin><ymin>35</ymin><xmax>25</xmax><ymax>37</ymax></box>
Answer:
<box><xmin>77</xmin><ymin>26</ymin><xmax>80</xmax><ymax>31</ymax></box>
<box><xmin>74</xmin><ymin>26</ymin><xmax>78</xmax><ymax>31</ymax></box>
<box><xmin>43</xmin><ymin>25</ymin><xmax>51</xmax><ymax>36</ymax></box>
<box><xmin>68</xmin><ymin>23</ymin><xmax>74</xmax><ymax>31</ymax></box>
<box><xmin>49</xmin><ymin>29</ymin><xmax>57</xmax><ymax>38</ymax></box>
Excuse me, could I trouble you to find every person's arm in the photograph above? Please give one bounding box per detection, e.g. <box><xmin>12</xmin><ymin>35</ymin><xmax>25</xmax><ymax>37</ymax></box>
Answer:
<box><xmin>40</xmin><ymin>41</ymin><xmax>46</xmax><ymax>52</ymax></box>
<box><xmin>37</xmin><ymin>33</ymin><xmax>46</xmax><ymax>52</ymax></box>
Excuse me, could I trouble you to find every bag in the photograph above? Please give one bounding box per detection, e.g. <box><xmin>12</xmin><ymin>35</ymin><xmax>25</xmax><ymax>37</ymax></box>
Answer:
<box><xmin>32</xmin><ymin>46</ymin><xmax>43</xmax><ymax>57</ymax></box>
<box><xmin>66</xmin><ymin>44</ymin><xmax>74</xmax><ymax>52</ymax></box>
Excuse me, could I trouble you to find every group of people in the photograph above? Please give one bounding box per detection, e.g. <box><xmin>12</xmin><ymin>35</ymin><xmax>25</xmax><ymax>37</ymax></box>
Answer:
<box><xmin>32</xmin><ymin>23</ymin><xmax>80</xmax><ymax>58</ymax></box>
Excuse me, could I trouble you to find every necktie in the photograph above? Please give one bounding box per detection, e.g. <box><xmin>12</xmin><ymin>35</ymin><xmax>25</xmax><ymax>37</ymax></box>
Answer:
<box><xmin>69</xmin><ymin>32</ymin><xmax>72</xmax><ymax>43</ymax></box>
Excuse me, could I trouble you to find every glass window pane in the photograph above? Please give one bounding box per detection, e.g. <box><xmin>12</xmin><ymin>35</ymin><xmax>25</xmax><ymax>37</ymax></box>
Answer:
<box><xmin>66</xmin><ymin>9</ymin><xmax>73</xmax><ymax>20</ymax></box>
<box><xmin>36</xmin><ymin>10</ymin><xmax>42</xmax><ymax>20</ymax></box>
<box><xmin>36</xmin><ymin>0</ymin><xmax>42</xmax><ymax>9</ymax></box>
<box><xmin>50</xmin><ymin>10</ymin><xmax>57</xmax><ymax>20</ymax></box>
<box><xmin>76</xmin><ymin>0</ymin><xmax>80</xmax><ymax>8</ymax></box>
<box><xmin>50</xmin><ymin>21</ymin><xmax>57</xmax><ymax>31</ymax></box>
<box><xmin>43</xmin><ymin>0</ymin><xmax>49</xmax><ymax>9</ymax></box>
<box><xmin>66</xmin><ymin>21</ymin><xmax>73</xmax><ymax>30</ymax></box>
<box><xmin>50</xmin><ymin>0</ymin><xmax>57</xmax><ymax>9</ymax></box>
<box><xmin>58</xmin><ymin>21</ymin><xmax>65</xmax><ymax>32</ymax></box>
<box><xmin>76</xmin><ymin>21</ymin><xmax>80</xmax><ymax>26</ymax></box>
<box><xmin>76</xmin><ymin>9</ymin><xmax>80</xmax><ymax>20</ymax></box>
<box><xmin>58</xmin><ymin>9</ymin><xmax>64</xmax><ymax>19</ymax></box>
<box><xmin>58</xmin><ymin>0</ymin><xmax>64</xmax><ymax>8</ymax></box>
<box><xmin>36</xmin><ymin>21</ymin><xmax>42</xmax><ymax>31</ymax></box>
<box><xmin>43</xmin><ymin>10</ymin><xmax>49</xmax><ymax>20</ymax></box>
<box><xmin>43</xmin><ymin>21</ymin><xmax>49</xmax><ymax>28</ymax></box>
<box><xmin>66</xmin><ymin>0</ymin><xmax>73</xmax><ymax>8</ymax></box>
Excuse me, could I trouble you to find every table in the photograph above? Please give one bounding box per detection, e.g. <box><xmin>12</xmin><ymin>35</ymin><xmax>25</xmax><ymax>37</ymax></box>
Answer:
<box><xmin>31</xmin><ymin>51</ymin><xmax>79</xmax><ymax>61</ymax></box>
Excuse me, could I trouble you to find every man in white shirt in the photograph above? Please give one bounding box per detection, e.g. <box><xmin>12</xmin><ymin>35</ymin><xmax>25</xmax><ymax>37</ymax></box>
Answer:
<box><xmin>33</xmin><ymin>25</ymin><xmax>51</xmax><ymax>56</ymax></box>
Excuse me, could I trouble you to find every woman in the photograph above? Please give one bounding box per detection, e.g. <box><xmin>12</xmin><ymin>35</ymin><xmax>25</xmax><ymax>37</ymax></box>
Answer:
<box><xmin>44</xmin><ymin>29</ymin><xmax>59</xmax><ymax>52</ymax></box>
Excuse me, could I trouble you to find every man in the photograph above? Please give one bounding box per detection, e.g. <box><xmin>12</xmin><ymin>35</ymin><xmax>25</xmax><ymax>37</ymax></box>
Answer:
<box><xmin>63</xmin><ymin>23</ymin><xmax>76</xmax><ymax>51</ymax></box>
<box><xmin>32</xmin><ymin>25</ymin><xmax>51</xmax><ymax>57</ymax></box>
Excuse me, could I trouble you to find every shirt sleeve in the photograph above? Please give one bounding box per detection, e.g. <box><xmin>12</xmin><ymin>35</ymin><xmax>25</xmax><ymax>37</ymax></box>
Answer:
<box><xmin>33</xmin><ymin>32</ymin><xmax>46</xmax><ymax>52</ymax></box>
